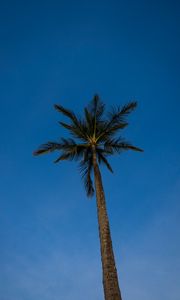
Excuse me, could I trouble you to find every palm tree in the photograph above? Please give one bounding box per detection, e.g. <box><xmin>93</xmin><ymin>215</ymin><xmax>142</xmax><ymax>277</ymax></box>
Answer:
<box><xmin>33</xmin><ymin>95</ymin><xmax>143</xmax><ymax>300</ymax></box>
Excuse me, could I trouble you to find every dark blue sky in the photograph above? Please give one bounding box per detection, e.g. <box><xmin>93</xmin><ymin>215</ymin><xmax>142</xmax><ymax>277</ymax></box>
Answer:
<box><xmin>0</xmin><ymin>1</ymin><xmax>180</xmax><ymax>299</ymax></box>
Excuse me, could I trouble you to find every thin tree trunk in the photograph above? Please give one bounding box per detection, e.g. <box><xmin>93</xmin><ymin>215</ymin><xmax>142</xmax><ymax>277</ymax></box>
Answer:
<box><xmin>92</xmin><ymin>147</ymin><xmax>122</xmax><ymax>300</ymax></box>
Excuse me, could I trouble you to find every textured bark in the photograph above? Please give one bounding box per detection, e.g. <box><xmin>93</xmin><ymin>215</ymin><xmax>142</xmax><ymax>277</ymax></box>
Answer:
<box><xmin>92</xmin><ymin>147</ymin><xmax>122</xmax><ymax>300</ymax></box>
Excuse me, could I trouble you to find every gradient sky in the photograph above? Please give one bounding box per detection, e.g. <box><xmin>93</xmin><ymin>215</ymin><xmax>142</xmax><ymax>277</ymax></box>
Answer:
<box><xmin>0</xmin><ymin>0</ymin><xmax>180</xmax><ymax>299</ymax></box>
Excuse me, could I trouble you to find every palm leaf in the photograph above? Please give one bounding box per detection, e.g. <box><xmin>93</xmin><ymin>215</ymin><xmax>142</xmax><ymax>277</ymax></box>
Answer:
<box><xmin>58</xmin><ymin>121</ymin><xmax>74</xmax><ymax>131</ymax></box>
<box><xmin>97</xmin><ymin>150</ymin><xmax>113</xmax><ymax>173</ymax></box>
<box><xmin>104</xmin><ymin>138</ymin><xmax>143</xmax><ymax>154</ymax></box>
<box><xmin>55</xmin><ymin>104</ymin><xmax>88</xmax><ymax>140</ymax></box>
<box><xmin>54</xmin><ymin>152</ymin><xmax>72</xmax><ymax>163</ymax></box>
<box><xmin>79</xmin><ymin>156</ymin><xmax>94</xmax><ymax>197</ymax></box>
<box><xmin>54</xmin><ymin>104</ymin><xmax>77</xmax><ymax>122</ymax></box>
<box><xmin>84</xmin><ymin>107</ymin><xmax>93</xmax><ymax>136</ymax></box>
<box><xmin>33</xmin><ymin>142</ymin><xmax>62</xmax><ymax>156</ymax></box>
<box><xmin>95</xmin><ymin>102</ymin><xmax>136</xmax><ymax>142</ymax></box>
<box><xmin>96</xmin><ymin>122</ymin><xmax>128</xmax><ymax>142</ymax></box>
<box><xmin>108</xmin><ymin>102</ymin><xmax>137</xmax><ymax>123</ymax></box>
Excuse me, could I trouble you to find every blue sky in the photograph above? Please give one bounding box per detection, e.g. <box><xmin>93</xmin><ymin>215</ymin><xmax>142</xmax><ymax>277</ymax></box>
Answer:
<box><xmin>0</xmin><ymin>0</ymin><xmax>180</xmax><ymax>299</ymax></box>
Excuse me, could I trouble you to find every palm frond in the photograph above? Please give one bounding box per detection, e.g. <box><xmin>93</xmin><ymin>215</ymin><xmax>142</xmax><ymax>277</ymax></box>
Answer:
<box><xmin>54</xmin><ymin>104</ymin><xmax>77</xmax><ymax>122</ymax></box>
<box><xmin>96</xmin><ymin>122</ymin><xmax>128</xmax><ymax>142</ymax></box>
<box><xmin>96</xmin><ymin>102</ymin><xmax>137</xmax><ymax>142</ymax></box>
<box><xmin>104</xmin><ymin>138</ymin><xmax>143</xmax><ymax>154</ymax></box>
<box><xmin>55</xmin><ymin>104</ymin><xmax>88</xmax><ymax>141</ymax></box>
<box><xmin>108</xmin><ymin>102</ymin><xmax>137</xmax><ymax>124</ymax></box>
<box><xmin>53</xmin><ymin>139</ymin><xmax>89</xmax><ymax>162</ymax></box>
<box><xmin>54</xmin><ymin>152</ymin><xmax>72</xmax><ymax>163</ymax></box>
<box><xmin>58</xmin><ymin>121</ymin><xmax>73</xmax><ymax>131</ymax></box>
<box><xmin>33</xmin><ymin>142</ymin><xmax>62</xmax><ymax>156</ymax></box>
<box><xmin>84</xmin><ymin>108</ymin><xmax>93</xmax><ymax>135</ymax></box>
<box><xmin>84</xmin><ymin>95</ymin><xmax>105</xmax><ymax>138</ymax></box>
<box><xmin>79</xmin><ymin>155</ymin><xmax>94</xmax><ymax>197</ymax></box>
<box><xmin>121</xmin><ymin>144</ymin><xmax>143</xmax><ymax>152</ymax></box>
<box><xmin>88</xmin><ymin>94</ymin><xmax>105</xmax><ymax>120</ymax></box>
<box><xmin>97</xmin><ymin>150</ymin><xmax>113</xmax><ymax>173</ymax></box>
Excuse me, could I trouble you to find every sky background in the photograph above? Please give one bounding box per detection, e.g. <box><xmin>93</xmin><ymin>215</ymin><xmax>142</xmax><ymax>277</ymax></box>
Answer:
<box><xmin>0</xmin><ymin>0</ymin><xmax>180</xmax><ymax>299</ymax></box>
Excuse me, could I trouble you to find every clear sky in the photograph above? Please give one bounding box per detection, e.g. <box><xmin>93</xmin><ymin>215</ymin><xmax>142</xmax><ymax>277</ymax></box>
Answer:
<box><xmin>0</xmin><ymin>0</ymin><xmax>180</xmax><ymax>299</ymax></box>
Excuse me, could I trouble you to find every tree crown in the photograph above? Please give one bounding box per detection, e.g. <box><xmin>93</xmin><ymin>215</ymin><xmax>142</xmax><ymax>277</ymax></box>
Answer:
<box><xmin>33</xmin><ymin>95</ymin><xmax>143</xmax><ymax>197</ymax></box>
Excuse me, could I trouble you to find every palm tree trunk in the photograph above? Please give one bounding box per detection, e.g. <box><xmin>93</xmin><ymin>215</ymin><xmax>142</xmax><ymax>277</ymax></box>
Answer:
<box><xmin>92</xmin><ymin>147</ymin><xmax>122</xmax><ymax>300</ymax></box>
